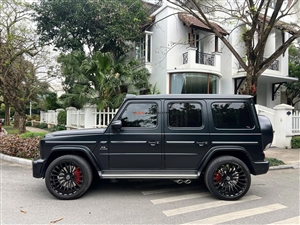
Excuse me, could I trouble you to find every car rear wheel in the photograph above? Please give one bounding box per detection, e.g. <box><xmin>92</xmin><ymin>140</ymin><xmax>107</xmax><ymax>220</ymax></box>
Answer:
<box><xmin>45</xmin><ymin>155</ymin><xmax>93</xmax><ymax>200</ymax></box>
<box><xmin>204</xmin><ymin>156</ymin><xmax>251</xmax><ymax>200</ymax></box>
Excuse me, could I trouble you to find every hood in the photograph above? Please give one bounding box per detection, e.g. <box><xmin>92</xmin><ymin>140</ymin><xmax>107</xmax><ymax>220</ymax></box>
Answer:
<box><xmin>45</xmin><ymin>128</ymin><xmax>106</xmax><ymax>138</ymax></box>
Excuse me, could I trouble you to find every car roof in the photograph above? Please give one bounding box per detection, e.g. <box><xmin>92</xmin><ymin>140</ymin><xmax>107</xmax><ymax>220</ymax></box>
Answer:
<box><xmin>125</xmin><ymin>94</ymin><xmax>253</xmax><ymax>100</ymax></box>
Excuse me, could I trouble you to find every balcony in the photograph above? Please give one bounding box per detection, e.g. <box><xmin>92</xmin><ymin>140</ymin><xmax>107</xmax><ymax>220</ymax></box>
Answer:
<box><xmin>180</xmin><ymin>48</ymin><xmax>221</xmax><ymax>74</ymax></box>
<box><xmin>239</xmin><ymin>58</ymin><xmax>279</xmax><ymax>71</ymax></box>
<box><xmin>264</xmin><ymin>58</ymin><xmax>279</xmax><ymax>71</ymax></box>
<box><xmin>183</xmin><ymin>51</ymin><xmax>215</xmax><ymax>66</ymax></box>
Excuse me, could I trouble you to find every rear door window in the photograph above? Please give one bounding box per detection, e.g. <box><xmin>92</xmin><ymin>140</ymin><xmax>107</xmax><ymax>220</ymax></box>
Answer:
<box><xmin>212</xmin><ymin>102</ymin><xmax>254</xmax><ymax>129</ymax></box>
<box><xmin>168</xmin><ymin>102</ymin><xmax>202</xmax><ymax>127</ymax></box>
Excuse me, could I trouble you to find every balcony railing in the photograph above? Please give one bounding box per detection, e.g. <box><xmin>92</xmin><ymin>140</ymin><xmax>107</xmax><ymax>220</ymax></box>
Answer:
<box><xmin>183</xmin><ymin>52</ymin><xmax>188</xmax><ymax>64</ymax></box>
<box><xmin>239</xmin><ymin>58</ymin><xmax>279</xmax><ymax>71</ymax></box>
<box><xmin>182</xmin><ymin>51</ymin><xmax>215</xmax><ymax>66</ymax></box>
<box><xmin>264</xmin><ymin>58</ymin><xmax>279</xmax><ymax>71</ymax></box>
<box><xmin>196</xmin><ymin>52</ymin><xmax>215</xmax><ymax>66</ymax></box>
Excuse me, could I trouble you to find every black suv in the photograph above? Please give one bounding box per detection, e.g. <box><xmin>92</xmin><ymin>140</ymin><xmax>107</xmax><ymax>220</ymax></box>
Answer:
<box><xmin>33</xmin><ymin>94</ymin><xmax>273</xmax><ymax>200</ymax></box>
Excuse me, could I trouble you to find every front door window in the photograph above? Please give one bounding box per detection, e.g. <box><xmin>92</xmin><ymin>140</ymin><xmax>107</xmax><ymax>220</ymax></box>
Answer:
<box><xmin>119</xmin><ymin>103</ymin><xmax>157</xmax><ymax>128</ymax></box>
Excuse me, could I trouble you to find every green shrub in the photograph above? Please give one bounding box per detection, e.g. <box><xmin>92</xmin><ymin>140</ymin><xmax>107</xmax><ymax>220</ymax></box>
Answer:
<box><xmin>291</xmin><ymin>136</ymin><xmax>300</xmax><ymax>148</ymax></box>
<box><xmin>266</xmin><ymin>157</ymin><xmax>285</xmax><ymax>166</ymax></box>
<box><xmin>20</xmin><ymin>132</ymin><xmax>47</xmax><ymax>139</ymax></box>
<box><xmin>57</xmin><ymin>110</ymin><xmax>66</xmax><ymax>125</ymax></box>
<box><xmin>0</xmin><ymin>135</ymin><xmax>40</xmax><ymax>158</ymax></box>
<box><xmin>32</xmin><ymin>114</ymin><xmax>40</xmax><ymax>121</ymax></box>
<box><xmin>50</xmin><ymin>124</ymin><xmax>66</xmax><ymax>132</ymax></box>
<box><xmin>25</xmin><ymin>121</ymin><xmax>32</xmax><ymax>126</ymax></box>
<box><xmin>34</xmin><ymin>122</ymin><xmax>48</xmax><ymax>129</ymax></box>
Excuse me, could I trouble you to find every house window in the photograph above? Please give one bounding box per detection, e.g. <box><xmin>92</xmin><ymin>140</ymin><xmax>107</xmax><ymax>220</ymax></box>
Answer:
<box><xmin>170</xmin><ymin>73</ymin><xmax>219</xmax><ymax>94</ymax></box>
<box><xmin>264</xmin><ymin>0</ymin><xmax>276</xmax><ymax>8</ymax></box>
<box><xmin>135</xmin><ymin>32</ymin><xmax>152</xmax><ymax>63</ymax></box>
<box><xmin>188</xmin><ymin>32</ymin><xmax>218</xmax><ymax>52</ymax></box>
<box><xmin>269</xmin><ymin>0</ymin><xmax>276</xmax><ymax>8</ymax></box>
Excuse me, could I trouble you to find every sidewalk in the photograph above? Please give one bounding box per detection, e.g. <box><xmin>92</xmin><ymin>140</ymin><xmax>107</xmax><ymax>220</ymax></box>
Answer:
<box><xmin>265</xmin><ymin>147</ymin><xmax>300</xmax><ymax>169</ymax></box>
<box><xmin>25</xmin><ymin>126</ymin><xmax>49</xmax><ymax>133</ymax></box>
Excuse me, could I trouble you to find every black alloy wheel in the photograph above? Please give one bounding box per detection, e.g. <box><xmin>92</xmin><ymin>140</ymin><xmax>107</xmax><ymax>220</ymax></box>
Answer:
<box><xmin>45</xmin><ymin>155</ymin><xmax>93</xmax><ymax>200</ymax></box>
<box><xmin>204</xmin><ymin>156</ymin><xmax>251</xmax><ymax>200</ymax></box>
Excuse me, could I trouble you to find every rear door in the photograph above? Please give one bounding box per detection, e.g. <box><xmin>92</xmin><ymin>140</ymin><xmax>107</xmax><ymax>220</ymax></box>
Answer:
<box><xmin>164</xmin><ymin>100</ymin><xmax>210</xmax><ymax>169</ymax></box>
<box><xmin>208</xmin><ymin>100</ymin><xmax>262</xmax><ymax>160</ymax></box>
<box><xmin>108</xmin><ymin>100</ymin><xmax>162</xmax><ymax>169</ymax></box>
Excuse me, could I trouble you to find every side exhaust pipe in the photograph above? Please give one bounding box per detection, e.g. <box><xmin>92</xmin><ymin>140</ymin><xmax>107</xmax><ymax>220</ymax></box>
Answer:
<box><xmin>184</xmin><ymin>179</ymin><xmax>191</xmax><ymax>184</ymax></box>
<box><xmin>173</xmin><ymin>179</ymin><xmax>183</xmax><ymax>184</ymax></box>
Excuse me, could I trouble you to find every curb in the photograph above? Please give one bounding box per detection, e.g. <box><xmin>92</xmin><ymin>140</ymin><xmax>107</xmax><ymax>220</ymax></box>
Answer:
<box><xmin>1</xmin><ymin>153</ymin><xmax>297</xmax><ymax>170</ymax></box>
<box><xmin>0</xmin><ymin>128</ymin><xmax>7</xmax><ymax>136</ymax></box>
<box><xmin>269</xmin><ymin>165</ymin><xmax>296</xmax><ymax>170</ymax></box>
<box><xmin>0</xmin><ymin>153</ymin><xmax>32</xmax><ymax>166</ymax></box>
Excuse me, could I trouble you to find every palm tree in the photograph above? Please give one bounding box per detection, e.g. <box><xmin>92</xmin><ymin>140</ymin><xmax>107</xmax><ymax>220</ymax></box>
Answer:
<box><xmin>59</xmin><ymin>51</ymin><xmax>151</xmax><ymax>110</ymax></box>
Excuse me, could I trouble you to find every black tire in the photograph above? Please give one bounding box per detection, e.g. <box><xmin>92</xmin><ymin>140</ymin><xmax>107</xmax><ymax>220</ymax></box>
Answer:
<box><xmin>45</xmin><ymin>155</ymin><xmax>93</xmax><ymax>200</ymax></box>
<box><xmin>204</xmin><ymin>156</ymin><xmax>251</xmax><ymax>200</ymax></box>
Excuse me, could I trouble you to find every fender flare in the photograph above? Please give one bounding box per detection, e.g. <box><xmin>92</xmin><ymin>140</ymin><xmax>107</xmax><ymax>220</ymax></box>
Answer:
<box><xmin>45</xmin><ymin>145</ymin><xmax>102</xmax><ymax>172</ymax></box>
<box><xmin>198</xmin><ymin>145</ymin><xmax>254</xmax><ymax>173</ymax></box>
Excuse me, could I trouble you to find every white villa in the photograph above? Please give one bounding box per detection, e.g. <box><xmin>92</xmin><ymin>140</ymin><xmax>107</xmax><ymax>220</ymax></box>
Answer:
<box><xmin>40</xmin><ymin>1</ymin><xmax>300</xmax><ymax>148</ymax></box>
<box><xmin>134</xmin><ymin>0</ymin><xmax>300</xmax><ymax>109</ymax></box>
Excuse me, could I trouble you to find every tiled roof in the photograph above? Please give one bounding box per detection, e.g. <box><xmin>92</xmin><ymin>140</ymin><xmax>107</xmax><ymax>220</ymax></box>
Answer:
<box><xmin>178</xmin><ymin>12</ymin><xmax>228</xmax><ymax>35</ymax></box>
<box><xmin>258</xmin><ymin>14</ymin><xmax>298</xmax><ymax>35</ymax></box>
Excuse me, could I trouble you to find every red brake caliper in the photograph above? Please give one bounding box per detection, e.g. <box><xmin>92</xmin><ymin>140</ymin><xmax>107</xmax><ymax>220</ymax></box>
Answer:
<box><xmin>214</xmin><ymin>172</ymin><xmax>222</xmax><ymax>183</ymax></box>
<box><xmin>74</xmin><ymin>167</ymin><xmax>81</xmax><ymax>185</ymax></box>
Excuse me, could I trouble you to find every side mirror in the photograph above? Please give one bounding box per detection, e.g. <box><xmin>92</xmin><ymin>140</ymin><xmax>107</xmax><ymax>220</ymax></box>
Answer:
<box><xmin>111</xmin><ymin>120</ymin><xmax>122</xmax><ymax>131</ymax></box>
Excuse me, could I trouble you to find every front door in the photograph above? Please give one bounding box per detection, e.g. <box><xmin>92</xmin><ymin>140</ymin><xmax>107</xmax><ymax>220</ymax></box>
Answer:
<box><xmin>108</xmin><ymin>100</ymin><xmax>162</xmax><ymax>169</ymax></box>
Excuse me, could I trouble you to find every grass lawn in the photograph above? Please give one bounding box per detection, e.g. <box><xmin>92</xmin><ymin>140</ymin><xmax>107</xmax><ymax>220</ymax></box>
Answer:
<box><xmin>2</xmin><ymin>125</ymin><xmax>47</xmax><ymax>135</ymax></box>
<box><xmin>2</xmin><ymin>125</ymin><xmax>19</xmax><ymax>134</ymax></box>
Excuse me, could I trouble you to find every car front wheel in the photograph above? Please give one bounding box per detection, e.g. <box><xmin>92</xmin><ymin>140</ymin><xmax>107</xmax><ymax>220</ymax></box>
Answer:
<box><xmin>204</xmin><ymin>156</ymin><xmax>251</xmax><ymax>200</ymax></box>
<box><xmin>45</xmin><ymin>155</ymin><xmax>93</xmax><ymax>200</ymax></box>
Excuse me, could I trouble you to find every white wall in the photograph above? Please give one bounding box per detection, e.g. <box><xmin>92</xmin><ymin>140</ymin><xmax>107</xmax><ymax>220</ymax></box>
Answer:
<box><xmin>220</xmin><ymin>33</ymin><xmax>234</xmax><ymax>94</ymax></box>
<box><xmin>148</xmin><ymin>4</ymin><xmax>169</xmax><ymax>94</ymax></box>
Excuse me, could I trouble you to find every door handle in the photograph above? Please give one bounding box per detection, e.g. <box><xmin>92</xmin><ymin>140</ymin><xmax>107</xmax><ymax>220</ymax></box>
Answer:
<box><xmin>148</xmin><ymin>141</ymin><xmax>159</xmax><ymax>146</ymax></box>
<box><xmin>196</xmin><ymin>141</ymin><xmax>208</xmax><ymax>147</ymax></box>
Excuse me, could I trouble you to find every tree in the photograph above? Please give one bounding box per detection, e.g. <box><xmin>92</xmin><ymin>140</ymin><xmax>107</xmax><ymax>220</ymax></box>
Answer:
<box><xmin>58</xmin><ymin>51</ymin><xmax>151</xmax><ymax>109</ymax></box>
<box><xmin>42</xmin><ymin>92</ymin><xmax>62</xmax><ymax>111</ymax></box>
<box><xmin>4</xmin><ymin>56</ymin><xmax>49</xmax><ymax>132</ymax></box>
<box><xmin>0</xmin><ymin>94</ymin><xmax>12</xmax><ymax>126</ymax></box>
<box><xmin>285</xmin><ymin>45</ymin><xmax>300</xmax><ymax>106</ymax></box>
<box><xmin>0</xmin><ymin>0</ymin><xmax>49</xmax><ymax>133</ymax></box>
<box><xmin>31</xmin><ymin>0</ymin><xmax>149</xmax><ymax>57</ymax></box>
<box><xmin>168</xmin><ymin>0</ymin><xmax>300</xmax><ymax>95</ymax></box>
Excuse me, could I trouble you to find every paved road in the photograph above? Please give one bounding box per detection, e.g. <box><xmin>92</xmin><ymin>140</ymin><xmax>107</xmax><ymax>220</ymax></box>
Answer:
<box><xmin>1</xmin><ymin>159</ymin><xmax>299</xmax><ymax>225</ymax></box>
